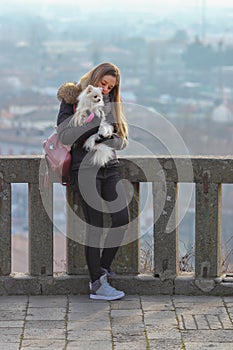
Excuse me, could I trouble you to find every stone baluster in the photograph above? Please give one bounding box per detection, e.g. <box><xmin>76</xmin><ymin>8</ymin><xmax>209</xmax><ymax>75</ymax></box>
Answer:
<box><xmin>195</xmin><ymin>172</ymin><xmax>222</xmax><ymax>278</ymax></box>
<box><xmin>28</xmin><ymin>183</ymin><xmax>53</xmax><ymax>276</ymax></box>
<box><xmin>66</xmin><ymin>187</ymin><xmax>87</xmax><ymax>275</ymax></box>
<box><xmin>0</xmin><ymin>176</ymin><xmax>11</xmax><ymax>275</ymax></box>
<box><xmin>153</xmin><ymin>181</ymin><xmax>178</xmax><ymax>279</ymax></box>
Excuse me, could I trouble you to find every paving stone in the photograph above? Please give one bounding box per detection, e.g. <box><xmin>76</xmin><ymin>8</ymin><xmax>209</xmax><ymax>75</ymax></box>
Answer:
<box><xmin>223</xmin><ymin>297</ymin><xmax>233</xmax><ymax>303</ymax></box>
<box><xmin>149</xmin><ymin>339</ymin><xmax>182</xmax><ymax>350</ymax></box>
<box><xmin>68</xmin><ymin>320</ymin><xmax>110</xmax><ymax>331</ymax></box>
<box><xmin>0</xmin><ymin>303</ymin><xmax>27</xmax><ymax>311</ymax></box>
<box><xmin>112</xmin><ymin>334</ymin><xmax>146</xmax><ymax>342</ymax></box>
<box><xmin>179</xmin><ymin>314</ymin><xmax>197</xmax><ymax>330</ymax></box>
<box><xmin>114</xmin><ymin>341</ymin><xmax>147</xmax><ymax>349</ymax></box>
<box><xmin>28</xmin><ymin>295</ymin><xmax>67</xmax><ymax>308</ymax></box>
<box><xmin>0</xmin><ymin>320</ymin><xmax>24</xmax><ymax>327</ymax></box>
<box><xmin>110</xmin><ymin>300</ymin><xmax>141</xmax><ymax>309</ymax></box>
<box><xmin>0</xmin><ymin>296</ymin><xmax>28</xmax><ymax>304</ymax></box>
<box><xmin>0</xmin><ymin>334</ymin><xmax>22</xmax><ymax>343</ymax></box>
<box><xmin>26</xmin><ymin>307</ymin><xmax>66</xmax><ymax>321</ymax></box>
<box><xmin>141</xmin><ymin>296</ymin><xmax>173</xmax><ymax>312</ymax></box>
<box><xmin>182</xmin><ymin>330</ymin><xmax>233</xmax><ymax>342</ymax></box>
<box><xmin>25</xmin><ymin>320</ymin><xmax>65</xmax><ymax>329</ymax></box>
<box><xmin>219</xmin><ymin>315</ymin><xmax>233</xmax><ymax>329</ymax></box>
<box><xmin>146</xmin><ymin>327</ymin><xmax>181</xmax><ymax>340</ymax></box>
<box><xmin>112</xmin><ymin>320</ymin><xmax>145</xmax><ymax>339</ymax></box>
<box><xmin>143</xmin><ymin>310</ymin><xmax>177</xmax><ymax>326</ymax></box>
<box><xmin>67</xmin><ymin>329</ymin><xmax>111</xmax><ymax>341</ymax></box>
<box><xmin>114</xmin><ymin>294</ymin><xmax>140</xmax><ymax>301</ymax></box>
<box><xmin>0</xmin><ymin>310</ymin><xmax>26</xmax><ymax>320</ymax></box>
<box><xmin>225</xmin><ymin>305</ymin><xmax>233</xmax><ymax>312</ymax></box>
<box><xmin>185</xmin><ymin>342</ymin><xmax>233</xmax><ymax>350</ymax></box>
<box><xmin>68</xmin><ymin>311</ymin><xmax>109</xmax><ymax>322</ymax></box>
<box><xmin>21</xmin><ymin>339</ymin><xmax>66</xmax><ymax>349</ymax></box>
<box><xmin>141</xmin><ymin>301</ymin><xmax>174</xmax><ymax>311</ymax></box>
<box><xmin>23</xmin><ymin>327</ymin><xmax>66</xmax><ymax>340</ymax></box>
<box><xmin>111</xmin><ymin>317</ymin><xmax>144</xmax><ymax>327</ymax></box>
<box><xmin>0</xmin><ymin>331</ymin><xmax>22</xmax><ymax>346</ymax></box>
<box><xmin>68</xmin><ymin>295</ymin><xmax>99</xmax><ymax>303</ymax></box>
<box><xmin>0</xmin><ymin>343</ymin><xmax>21</xmax><ymax>350</ymax></box>
<box><xmin>111</xmin><ymin>309</ymin><xmax>142</xmax><ymax>317</ymax></box>
<box><xmin>193</xmin><ymin>314</ymin><xmax>210</xmax><ymax>329</ymax></box>
<box><xmin>141</xmin><ymin>296</ymin><xmax>172</xmax><ymax>302</ymax></box>
<box><xmin>206</xmin><ymin>314</ymin><xmax>225</xmax><ymax>330</ymax></box>
<box><xmin>175</xmin><ymin>305</ymin><xmax>226</xmax><ymax>315</ymax></box>
<box><xmin>69</xmin><ymin>302</ymin><xmax>109</xmax><ymax>313</ymax></box>
<box><xmin>0</xmin><ymin>327</ymin><xmax>23</xmax><ymax>335</ymax></box>
<box><xmin>174</xmin><ymin>296</ymin><xmax>222</xmax><ymax>304</ymax></box>
<box><xmin>66</xmin><ymin>340</ymin><xmax>113</xmax><ymax>349</ymax></box>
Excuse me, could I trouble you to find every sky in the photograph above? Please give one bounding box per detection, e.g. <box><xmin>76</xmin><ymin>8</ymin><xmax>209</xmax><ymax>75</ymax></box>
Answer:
<box><xmin>11</xmin><ymin>0</ymin><xmax>233</xmax><ymax>4</ymax></box>
<box><xmin>3</xmin><ymin>0</ymin><xmax>233</xmax><ymax>9</ymax></box>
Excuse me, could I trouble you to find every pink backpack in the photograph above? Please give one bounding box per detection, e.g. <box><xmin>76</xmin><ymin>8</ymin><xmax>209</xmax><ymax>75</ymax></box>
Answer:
<box><xmin>43</xmin><ymin>128</ymin><xmax>71</xmax><ymax>186</ymax></box>
<box><xmin>43</xmin><ymin>104</ymin><xmax>76</xmax><ymax>186</ymax></box>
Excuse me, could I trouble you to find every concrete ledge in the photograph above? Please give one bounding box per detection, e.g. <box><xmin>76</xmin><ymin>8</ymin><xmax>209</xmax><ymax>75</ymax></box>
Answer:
<box><xmin>0</xmin><ymin>274</ymin><xmax>173</xmax><ymax>295</ymax></box>
<box><xmin>0</xmin><ymin>274</ymin><xmax>42</xmax><ymax>295</ymax></box>
<box><xmin>1</xmin><ymin>274</ymin><xmax>233</xmax><ymax>296</ymax></box>
<box><xmin>175</xmin><ymin>276</ymin><xmax>233</xmax><ymax>296</ymax></box>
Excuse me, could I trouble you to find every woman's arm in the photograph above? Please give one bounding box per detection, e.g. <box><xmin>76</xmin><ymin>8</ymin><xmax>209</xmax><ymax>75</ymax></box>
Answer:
<box><xmin>95</xmin><ymin>133</ymin><xmax>128</xmax><ymax>150</ymax></box>
<box><xmin>56</xmin><ymin>100</ymin><xmax>101</xmax><ymax>146</ymax></box>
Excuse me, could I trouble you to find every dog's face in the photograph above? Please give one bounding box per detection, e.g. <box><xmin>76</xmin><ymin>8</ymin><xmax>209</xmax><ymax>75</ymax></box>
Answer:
<box><xmin>85</xmin><ymin>85</ymin><xmax>104</xmax><ymax>107</ymax></box>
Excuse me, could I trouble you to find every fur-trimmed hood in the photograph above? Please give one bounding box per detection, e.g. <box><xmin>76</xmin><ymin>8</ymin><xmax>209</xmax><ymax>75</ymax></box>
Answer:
<box><xmin>57</xmin><ymin>82</ymin><xmax>80</xmax><ymax>104</ymax></box>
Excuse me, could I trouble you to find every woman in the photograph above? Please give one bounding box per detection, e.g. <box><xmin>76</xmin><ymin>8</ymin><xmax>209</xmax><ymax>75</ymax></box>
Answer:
<box><xmin>57</xmin><ymin>62</ymin><xmax>129</xmax><ymax>300</ymax></box>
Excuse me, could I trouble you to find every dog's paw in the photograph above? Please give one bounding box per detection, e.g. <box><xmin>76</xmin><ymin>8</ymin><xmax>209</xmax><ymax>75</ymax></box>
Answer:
<box><xmin>84</xmin><ymin>135</ymin><xmax>96</xmax><ymax>151</ymax></box>
<box><xmin>98</xmin><ymin>123</ymin><xmax>113</xmax><ymax>138</ymax></box>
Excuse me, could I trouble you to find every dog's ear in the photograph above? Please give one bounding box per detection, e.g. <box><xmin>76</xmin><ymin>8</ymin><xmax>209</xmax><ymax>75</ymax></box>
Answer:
<box><xmin>86</xmin><ymin>85</ymin><xmax>93</xmax><ymax>94</ymax></box>
<box><xmin>99</xmin><ymin>87</ymin><xmax>103</xmax><ymax>92</ymax></box>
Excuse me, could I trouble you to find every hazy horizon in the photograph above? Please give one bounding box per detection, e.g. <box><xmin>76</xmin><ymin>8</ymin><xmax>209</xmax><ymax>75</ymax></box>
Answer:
<box><xmin>1</xmin><ymin>0</ymin><xmax>233</xmax><ymax>14</ymax></box>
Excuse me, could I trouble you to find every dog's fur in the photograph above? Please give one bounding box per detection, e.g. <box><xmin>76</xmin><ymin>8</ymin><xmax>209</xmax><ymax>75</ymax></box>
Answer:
<box><xmin>70</xmin><ymin>85</ymin><xmax>105</xmax><ymax>126</ymax></box>
<box><xmin>69</xmin><ymin>85</ymin><xmax>114</xmax><ymax>167</ymax></box>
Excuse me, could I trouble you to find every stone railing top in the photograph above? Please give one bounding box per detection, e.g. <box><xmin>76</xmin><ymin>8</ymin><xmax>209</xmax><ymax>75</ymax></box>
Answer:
<box><xmin>1</xmin><ymin>155</ymin><xmax>233</xmax><ymax>183</ymax></box>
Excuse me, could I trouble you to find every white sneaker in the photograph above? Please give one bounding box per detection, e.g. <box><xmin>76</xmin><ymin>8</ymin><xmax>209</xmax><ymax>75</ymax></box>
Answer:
<box><xmin>90</xmin><ymin>274</ymin><xmax>125</xmax><ymax>301</ymax></box>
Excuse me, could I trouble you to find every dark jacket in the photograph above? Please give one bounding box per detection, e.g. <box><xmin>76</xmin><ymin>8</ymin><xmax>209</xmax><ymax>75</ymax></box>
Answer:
<box><xmin>56</xmin><ymin>99</ymin><xmax>127</xmax><ymax>170</ymax></box>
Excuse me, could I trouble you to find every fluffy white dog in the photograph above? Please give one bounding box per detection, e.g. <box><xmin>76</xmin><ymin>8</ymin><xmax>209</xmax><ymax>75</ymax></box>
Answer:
<box><xmin>70</xmin><ymin>85</ymin><xmax>114</xmax><ymax>166</ymax></box>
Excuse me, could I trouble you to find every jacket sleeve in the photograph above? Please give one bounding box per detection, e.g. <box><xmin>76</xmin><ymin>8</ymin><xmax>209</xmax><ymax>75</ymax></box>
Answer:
<box><xmin>56</xmin><ymin>99</ymin><xmax>101</xmax><ymax>146</ymax></box>
<box><xmin>95</xmin><ymin>133</ymin><xmax>128</xmax><ymax>150</ymax></box>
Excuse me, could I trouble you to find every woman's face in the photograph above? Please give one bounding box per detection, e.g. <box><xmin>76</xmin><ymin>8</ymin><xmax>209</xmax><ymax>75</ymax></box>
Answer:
<box><xmin>97</xmin><ymin>75</ymin><xmax>117</xmax><ymax>95</ymax></box>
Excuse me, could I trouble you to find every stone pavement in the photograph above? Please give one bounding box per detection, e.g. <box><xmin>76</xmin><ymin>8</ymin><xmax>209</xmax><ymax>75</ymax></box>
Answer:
<box><xmin>0</xmin><ymin>295</ymin><xmax>233</xmax><ymax>350</ymax></box>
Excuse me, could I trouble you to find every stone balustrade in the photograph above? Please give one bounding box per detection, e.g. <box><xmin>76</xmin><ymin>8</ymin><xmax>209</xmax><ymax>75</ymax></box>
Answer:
<box><xmin>0</xmin><ymin>155</ymin><xmax>233</xmax><ymax>295</ymax></box>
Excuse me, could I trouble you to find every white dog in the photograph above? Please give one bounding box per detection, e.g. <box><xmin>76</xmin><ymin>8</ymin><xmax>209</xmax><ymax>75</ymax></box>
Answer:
<box><xmin>70</xmin><ymin>85</ymin><xmax>114</xmax><ymax>166</ymax></box>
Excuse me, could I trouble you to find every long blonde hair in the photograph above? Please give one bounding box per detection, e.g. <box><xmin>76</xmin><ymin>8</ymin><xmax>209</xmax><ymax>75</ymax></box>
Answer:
<box><xmin>76</xmin><ymin>62</ymin><xmax>128</xmax><ymax>141</ymax></box>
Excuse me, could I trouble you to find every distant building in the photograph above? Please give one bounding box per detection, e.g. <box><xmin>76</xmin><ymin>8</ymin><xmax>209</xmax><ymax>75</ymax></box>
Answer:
<box><xmin>211</xmin><ymin>103</ymin><xmax>233</xmax><ymax>123</ymax></box>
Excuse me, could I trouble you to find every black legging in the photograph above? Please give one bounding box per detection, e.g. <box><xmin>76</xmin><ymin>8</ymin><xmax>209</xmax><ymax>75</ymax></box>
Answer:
<box><xmin>72</xmin><ymin>165</ymin><xmax>129</xmax><ymax>282</ymax></box>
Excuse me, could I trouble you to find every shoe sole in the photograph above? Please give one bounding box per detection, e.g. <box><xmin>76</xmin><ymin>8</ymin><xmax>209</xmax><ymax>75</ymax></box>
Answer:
<box><xmin>90</xmin><ymin>291</ymin><xmax>125</xmax><ymax>301</ymax></box>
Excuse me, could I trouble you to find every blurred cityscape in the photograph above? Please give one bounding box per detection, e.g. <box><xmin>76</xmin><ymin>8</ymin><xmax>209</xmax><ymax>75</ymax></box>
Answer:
<box><xmin>1</xmin><ymin>1</ymin><xmax>233</xmax><ymax>273</ymax></box>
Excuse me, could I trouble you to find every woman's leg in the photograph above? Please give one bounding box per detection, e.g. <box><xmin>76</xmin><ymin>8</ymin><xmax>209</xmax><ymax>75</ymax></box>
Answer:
<box><xmin>74</xmin><ymin>169</ymin><xmax>104</xmax><ymax>283</ymax></box>
<box><xmin>72</xmin><ymin>167</ymin><xmax>126</xmax><ymax>301</ymax></box>
<box><xmin>100</xmin><ymin>169</ymin><xmax>129</xmax><ymax>270</ymax></box>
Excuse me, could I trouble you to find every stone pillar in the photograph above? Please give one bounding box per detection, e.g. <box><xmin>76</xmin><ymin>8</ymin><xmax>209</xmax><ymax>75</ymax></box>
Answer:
<box><xmin>28</xmin><ymin>183</ymin><xmax>53</xmax><ymax>276</ymax></box>
<box><xmin>153</xmin><ymin>181</ymin><xmax>178</xmax><ymax>279</ymax></box>
<box><xmin>0</xmin><ymin>178</ymin><xmax>11</xmax><ymax>275</ymax></box>
<box><xmin>195</xmin><ymin>178</ymin><xmax>222</xmax><ymax>278</ymax></box>
<box><xmin>112</xmin><ymin>182</ymin><xmax>140</xmax><ymax>275</ymax></box>
<box><xmin>66</xmin><ymin>187</ymin><xmax>87</xmax><ymax>275</ymax></box>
